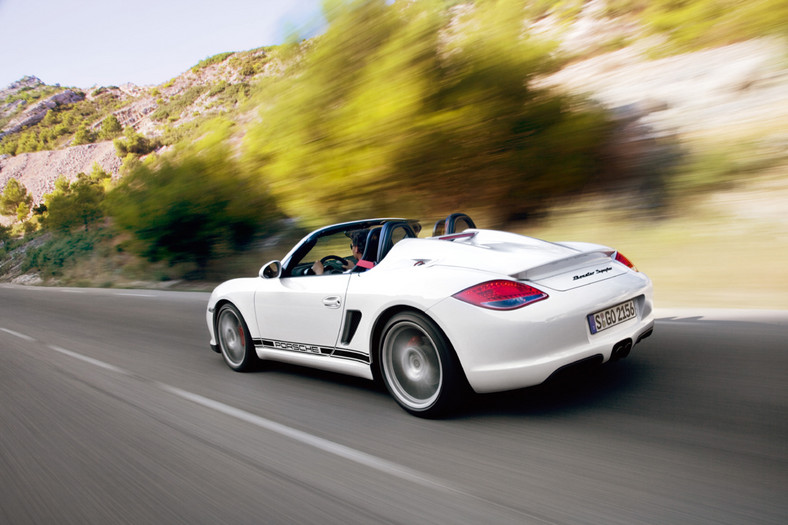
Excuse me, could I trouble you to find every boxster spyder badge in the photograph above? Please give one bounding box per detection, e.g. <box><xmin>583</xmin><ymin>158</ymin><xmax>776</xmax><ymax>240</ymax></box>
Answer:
<box><xmin>207</xmin><ymin>213</ymin><xmax>654</xmax><ymax>417</ymax></box>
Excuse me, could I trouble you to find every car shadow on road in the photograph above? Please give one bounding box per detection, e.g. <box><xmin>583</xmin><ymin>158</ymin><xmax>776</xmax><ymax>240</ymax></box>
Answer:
<box><xmin>231</xmin><ymin>339</ymin><xmax>660</xmax><ymax>419</ymax></box>
<box><xmin>250</xmin><ymin>360</ymin><xmax>389</xmax><ymax>394</ymax></box>
<box><xmin>462</xmin><ymin>355</ymin><xmax>653</xmax><ymax>419</ymax></box>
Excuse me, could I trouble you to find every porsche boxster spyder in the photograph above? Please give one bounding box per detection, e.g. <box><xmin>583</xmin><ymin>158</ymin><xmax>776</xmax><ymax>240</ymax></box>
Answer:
<box><xmin>207</xmin><ymin>213</ymin><xmax>654</xmax><ymax>417</ymax></box>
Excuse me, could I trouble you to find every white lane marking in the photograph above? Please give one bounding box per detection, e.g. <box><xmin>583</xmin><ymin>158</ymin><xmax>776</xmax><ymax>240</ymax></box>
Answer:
<box><xmin>116</xmin><ymin>293</ymin><xmax>157</xmax><ymax>298</ymax></box>
<box><xmin>47</xmin><ymin>345</ymin><xmax>128</xmax><ymax>374</ymax></box>
<box><xmin>27</xmin><ymin>342</ymin><xmax>463</xmax><ymax>497</ymax></box>
<box><xmin>60</xmin><ymin>289</ymin><xmax>86</xmax><ymax>293</ymax></box>
<box><xmin>0</xmin><ymin>327</ymin><xmax>36</xmax><ymax>342</ymax></box>
<box><xmin>157</xmin><ymin>383</ymin><xmax>458</xmax><ymax>494</ymax></box>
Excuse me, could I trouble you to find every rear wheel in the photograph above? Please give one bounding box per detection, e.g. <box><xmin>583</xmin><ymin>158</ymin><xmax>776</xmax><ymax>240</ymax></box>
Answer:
<box><xmin>216</xmin><ymin>304</ymin><xmax>257</xmax><ymax>371</ymax></box>
<box><xmin>379</xmin><ymin>312</ymin><xmax>464</xmax><ymax>417</ymax></box>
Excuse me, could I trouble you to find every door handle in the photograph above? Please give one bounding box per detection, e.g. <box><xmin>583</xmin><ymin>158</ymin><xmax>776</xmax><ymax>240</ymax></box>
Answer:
<box><xmin>322</xmin><ymin>296</ymin><xmax>341</xmax><ymax>309</ymax></box>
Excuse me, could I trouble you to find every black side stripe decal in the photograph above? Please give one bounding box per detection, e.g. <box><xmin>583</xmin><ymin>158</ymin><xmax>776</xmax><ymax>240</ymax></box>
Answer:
<box><xmin>254</xmin><ymin>338</ymin><xmax>370</xmax><ymax>365</ymax></box>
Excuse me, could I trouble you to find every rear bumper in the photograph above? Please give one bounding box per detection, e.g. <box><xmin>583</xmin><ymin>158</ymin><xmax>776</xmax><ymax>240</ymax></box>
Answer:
<box><xmin>428</xmin><ymin>273</ymin><xmax>654</xmax><ymax>393</ymax></box>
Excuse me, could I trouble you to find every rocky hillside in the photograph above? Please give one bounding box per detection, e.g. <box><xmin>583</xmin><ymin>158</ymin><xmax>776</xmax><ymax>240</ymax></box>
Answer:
<box><xmin>0</xmin><ymin>47</ymin><xmax>288</xmax><ymax>224</ymax></box>
<box><xmin>0</xmin><ymin>142</ymin><xmax>121</xmax><ymax>204</ymax></box>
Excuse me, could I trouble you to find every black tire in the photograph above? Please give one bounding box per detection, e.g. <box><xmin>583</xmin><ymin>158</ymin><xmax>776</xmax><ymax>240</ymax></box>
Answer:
<box><xmin>215</xmin><ymin>303</ymin><xmax>258</xmax><ymax>372</ymax></box>
<box><xmin>379</xmin><ymin>312</ymin><xmax>464</xmax><ymax>417</ymax></box>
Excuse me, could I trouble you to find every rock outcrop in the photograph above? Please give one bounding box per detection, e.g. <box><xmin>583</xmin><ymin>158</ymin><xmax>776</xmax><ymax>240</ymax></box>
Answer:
<box><xmin>0</xmin><ymin>89</ymin><xmax>85</xmax><ymax>139</ymax></box>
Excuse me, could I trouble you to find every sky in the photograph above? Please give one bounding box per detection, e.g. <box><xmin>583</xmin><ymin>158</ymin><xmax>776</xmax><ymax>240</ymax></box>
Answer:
<box><xmin>0</xmin><ymin>0</ymin><xmax>325</xmax><ymax>89</ymax></box>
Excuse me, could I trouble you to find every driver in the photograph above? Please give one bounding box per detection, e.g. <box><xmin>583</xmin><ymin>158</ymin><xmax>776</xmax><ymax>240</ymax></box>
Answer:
<box><xmin>311</xmin><ymin>229</ymin><xmax>368</xmax><ymax>275</ymax></box>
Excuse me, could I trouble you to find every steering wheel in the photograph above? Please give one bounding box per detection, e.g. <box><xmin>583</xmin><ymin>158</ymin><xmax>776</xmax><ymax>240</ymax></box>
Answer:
<box><xmin>320</xmin><ymin>254</ymin><xmax>348</xmax><ymax>273</ymax></box>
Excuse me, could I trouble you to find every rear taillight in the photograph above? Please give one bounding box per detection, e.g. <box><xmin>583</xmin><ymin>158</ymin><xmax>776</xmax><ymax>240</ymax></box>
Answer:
<box><xmin>453</xmin><ymin>280</ymin><xmax>548</xmax><ymax>310</ymax></box>
<box><xmin>613</xmin><ymin>251</ymin><xmax>638</xmax><ymax>272</ymax></box>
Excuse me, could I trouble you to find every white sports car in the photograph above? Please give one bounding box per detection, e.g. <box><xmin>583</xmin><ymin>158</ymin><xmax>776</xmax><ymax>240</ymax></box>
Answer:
<box><xmin>207</xmin><ymin>214</ymin><xmax>654</xmax><ymax>417</ymax></box>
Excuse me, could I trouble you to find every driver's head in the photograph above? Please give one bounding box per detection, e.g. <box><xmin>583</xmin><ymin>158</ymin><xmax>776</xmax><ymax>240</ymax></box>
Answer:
<box><xmin>350</xmin><ymin>229</ymin><xmax>368</xmax><ymax>259</ymax></box>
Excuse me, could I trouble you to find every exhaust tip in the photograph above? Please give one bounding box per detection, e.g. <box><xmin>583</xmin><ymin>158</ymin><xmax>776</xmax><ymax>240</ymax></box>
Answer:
<box><xmin>611</xmin><ymin>338</ymin><xmax>633</xmax><ymax>360</ymax></box>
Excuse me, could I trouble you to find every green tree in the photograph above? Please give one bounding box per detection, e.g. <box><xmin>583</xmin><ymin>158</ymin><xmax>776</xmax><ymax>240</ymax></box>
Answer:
<box><xmin>16</xmin><ymin>201</ymin><xmax>30</xmax><ymax>222</ymax></box>
<box><xmin>114</xmin><ymin>126</ymin><xmax>157</xmax><ymax>156</ymax></box>
<box><xmin>99</xmin><ymin>114</ymin><xmax>123</xmax><ymax>140</ymax></box>
<box><xmin>72</xmin><ymin>122</ymin><xmax>95</xmax><ymax>145</ymax></box>
<box><xmin>0</xmin><ymin>136</ymin><xmax>19</xmax><ymax>155</ymax></box>
<box><xmin>43</xmin><ymin>172</ymin><xmax>106</xmax><ymax>234</ymax></box>
<box><xmin>0</xmin><ymin>223</ymin><xmax>10</xmax><ymax>244</ymax></box>
<box><xmin>1</xmin><ymin>178</ymin><xmax>33</xmax><ymax>218</ymax></box>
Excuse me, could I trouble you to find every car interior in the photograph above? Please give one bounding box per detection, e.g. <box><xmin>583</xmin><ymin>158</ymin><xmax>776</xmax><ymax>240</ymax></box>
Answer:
<box><xmin>284</xmin><ymin>214</ymin><xmax>474</xmax><ymax>277</ymax></box>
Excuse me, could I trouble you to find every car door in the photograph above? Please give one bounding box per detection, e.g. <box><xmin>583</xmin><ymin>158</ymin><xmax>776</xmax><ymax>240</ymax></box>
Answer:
<box><xmin>254</xmin><ymin>273</ymin><xmax>350</xmax><ymax>351</ymax></box>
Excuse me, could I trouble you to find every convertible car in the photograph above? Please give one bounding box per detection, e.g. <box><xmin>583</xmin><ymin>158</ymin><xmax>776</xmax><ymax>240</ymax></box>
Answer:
<box><xmin>207</xmin><ymin>213</ymin><xmax>654</xmax><ymax>417</ymax></box>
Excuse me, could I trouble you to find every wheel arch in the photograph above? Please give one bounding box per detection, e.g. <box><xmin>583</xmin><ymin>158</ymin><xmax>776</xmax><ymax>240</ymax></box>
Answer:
<box><xmin>212</xmin><ymin>298</ymin><xmax>235</xmax><ymax>331</ymax></box>
<box><xmin>369</xmin><ymin>305</ymin><xmax>467</xmax><ymax>385</ymax></box>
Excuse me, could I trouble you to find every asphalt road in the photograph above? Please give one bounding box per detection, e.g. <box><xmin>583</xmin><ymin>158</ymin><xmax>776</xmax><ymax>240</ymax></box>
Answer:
<box><xmin>1</xmin><ymin>284</ymin><xmax>786</xmax><ymax>525</ymax></box>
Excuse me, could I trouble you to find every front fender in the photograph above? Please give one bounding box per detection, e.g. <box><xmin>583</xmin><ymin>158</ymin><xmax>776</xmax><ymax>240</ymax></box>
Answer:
<box><xmin>207</xmin><ymin>277</ymin><xmax>261</xmax><ymax>345</ymax></box>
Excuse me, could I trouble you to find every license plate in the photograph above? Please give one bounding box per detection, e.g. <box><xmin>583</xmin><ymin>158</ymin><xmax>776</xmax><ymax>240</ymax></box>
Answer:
<box><xmin>588</xmin><ymin>300</ymin><xmax>637</xmax><ymax>334</ymax></box>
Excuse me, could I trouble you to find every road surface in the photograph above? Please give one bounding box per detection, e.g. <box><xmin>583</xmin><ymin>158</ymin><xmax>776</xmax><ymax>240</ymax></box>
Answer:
<box><xmin>1</xmin><ymin>284</ymin><xmax>786</xmax><ymax>524</ymax></box>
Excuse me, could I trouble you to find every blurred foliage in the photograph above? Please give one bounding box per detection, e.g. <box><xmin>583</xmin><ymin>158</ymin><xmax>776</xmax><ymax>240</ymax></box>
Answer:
<box><xmin>524</xmin><ymin>0</ymin><xmax>586</xmax><ymax>19</ymax></box>
<box><xmin>107</xmin><ymin>120</ymin><xmax>282</xmax><ymax>271</ymax></box>
<box><xmin>668</xmin><ymin>138</ymin><xmax>788</xmax><ymax>197</ymax></box>
<box><xmin>244</xmin><ymin>0</ymin><xmax>612</xmax><ymax>225</ymax></box>
<box><xmin>605</xmin><ymin>0</ymin><xmax>788</xmax><ymax>51</ymax></box>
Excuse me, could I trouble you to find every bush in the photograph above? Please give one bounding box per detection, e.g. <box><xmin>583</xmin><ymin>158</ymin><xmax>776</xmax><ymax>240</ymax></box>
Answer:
<box><xmin>114</xmin><ymin>126</ymin><xmax>157</xmax><ymax>156</ymax></box>
<box><xmin>21</xmin><ymin>229</ymin><xmax>109</xmax><ymax>276</ymax></box>
<box><xmin>150</xmin><ymin>85</ymin><xmax>209</xmax><ymax>122</ymax></box>
<box><xmin>107</xmin><ymin>122</ymin><xmax>282</xmax><ymax>269</ymax></box>
<box><xmin>99</xmin><ymin>115</ymin><xmax>122</xmax><ymax>140</ymax></box>
<box><xmin>72</xmin><ymin>122</ymin><xmax>95</xmax><ymax>145</ymax></box>
<box><xmin>192</xmin><ymin>52</ymin><xmax>235</xmax><ymax>72</ymax></box>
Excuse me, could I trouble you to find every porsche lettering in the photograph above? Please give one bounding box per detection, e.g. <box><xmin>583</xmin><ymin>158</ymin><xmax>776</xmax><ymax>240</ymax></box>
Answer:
<box><xmin>272</xmin><ymin>341</ymin><xmax>321</xmax><ymax>354</ymax></box>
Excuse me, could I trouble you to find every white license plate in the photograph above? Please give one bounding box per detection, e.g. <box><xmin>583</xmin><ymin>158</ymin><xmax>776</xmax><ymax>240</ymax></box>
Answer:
<box><xmin>588</xmin><ymin>300</ymin><xmax>637</xmax><ymax>334</ymax></box>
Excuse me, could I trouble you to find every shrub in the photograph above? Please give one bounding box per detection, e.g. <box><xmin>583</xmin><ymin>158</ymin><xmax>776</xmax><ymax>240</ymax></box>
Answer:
<box><xmin>114</xmin><ymin>126</ymin><xmax>157</xmax><ymax>156</ymax></box>
<box><xmin>72</xmin><ymin>122</ymin><xmax>95</xmax><ymax>145</ymax></box>
<box><xmin>108</xmin><ymin>122</ymin><xmax>281</xmax><ymax>269</ymax></box>
<box><xmin>99</xmin><ymin>114</ymin><xmax>122</xmax><ymax>140</ymax></box>
<box><xmin>21</xmin><ymin>229</ymin><xmax>110</xmax><ymax>276</ymax></box>
<box><xmin>192</xmin><ymin>52</ymin><xmax>235</xmax><ymax>72</ymax></box>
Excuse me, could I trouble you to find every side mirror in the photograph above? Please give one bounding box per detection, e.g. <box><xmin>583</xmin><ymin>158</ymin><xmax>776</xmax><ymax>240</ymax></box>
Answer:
<box><xmin>259</xmin><ymin>260</ymin><xmax>282</xmax><ymax>279</ymax></box>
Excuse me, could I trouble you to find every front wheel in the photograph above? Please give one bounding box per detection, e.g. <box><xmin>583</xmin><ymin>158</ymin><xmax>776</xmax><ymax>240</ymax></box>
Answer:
<box><xmin>216</xmin><ymin>304</ymin><xmax>258</xmax><ymax>371</ymax></box>
<box><xmin>379</xmin><ymin>312</ymin><xmax>464</xmax><ymax>417</ymax></box>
